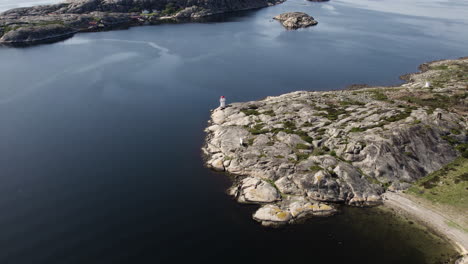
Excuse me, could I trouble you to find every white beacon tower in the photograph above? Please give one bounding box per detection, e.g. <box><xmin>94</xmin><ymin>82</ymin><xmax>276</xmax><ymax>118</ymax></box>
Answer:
<box><xmin>220</xmin><ymin>96</ymin><xmax>226</xmax><ymax>109</ymax></box>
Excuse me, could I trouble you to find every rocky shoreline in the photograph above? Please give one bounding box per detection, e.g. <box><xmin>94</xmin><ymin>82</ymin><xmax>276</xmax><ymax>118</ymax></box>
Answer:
<box><xmin>0</xmin><ymin>0</ymin><xmax>285</xmax><ymax>46</ymax></box>
<box><xmin>383</xmin><ymin>192</ymin><xmax>468</xmax><ymax>262</ymax></box>
<box><xmin>202</xmin><ymin>57</ymin><xmax>467</xmax><ymax>227</ymax></box>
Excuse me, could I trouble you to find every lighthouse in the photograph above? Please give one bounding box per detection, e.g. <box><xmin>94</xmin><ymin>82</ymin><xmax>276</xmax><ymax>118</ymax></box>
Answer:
<box><xmin>220</xmin><ymin>96</ymin><xmax>226</xmax><ymax>109</ymax></box>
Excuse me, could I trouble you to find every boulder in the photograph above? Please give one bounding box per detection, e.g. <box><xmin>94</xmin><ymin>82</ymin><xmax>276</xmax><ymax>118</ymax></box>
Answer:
<box><xmin>253</xmin><ymin>204</ymin><xmax>291</xmax><ymax>226</ymax></box>
<box><xmin>238</xmin><ymin>177</ymin><xmax>280</xmax><ymax>203</ymax></box>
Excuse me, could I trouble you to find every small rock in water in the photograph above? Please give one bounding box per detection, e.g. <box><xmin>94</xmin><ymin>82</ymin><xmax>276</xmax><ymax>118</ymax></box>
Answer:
<box><xmin>273</xmin><ymin>12</ymin><xmax>318</xmax><ymax>29</ymax></box>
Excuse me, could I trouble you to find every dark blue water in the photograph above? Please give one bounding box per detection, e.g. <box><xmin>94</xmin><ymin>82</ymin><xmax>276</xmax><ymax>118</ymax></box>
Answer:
<box><xmin>0</xmin><ymin>0</ymin><xmax>467</xmax><ymax>263</ymax></box>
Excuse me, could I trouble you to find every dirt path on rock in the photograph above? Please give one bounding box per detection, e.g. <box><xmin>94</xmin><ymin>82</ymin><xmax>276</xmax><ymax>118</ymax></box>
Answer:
<box><xmin>383</xmin><ymin>192</ymin><xmax>468</xmax><ymax>262</ymax></box>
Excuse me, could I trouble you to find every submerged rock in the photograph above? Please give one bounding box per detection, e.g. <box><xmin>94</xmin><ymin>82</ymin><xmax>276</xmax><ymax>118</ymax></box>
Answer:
<box><xmin>203</xmin><ymin>58</ymin><xmax>468</xmax><ymax>226</ymax></box>
<box><xmin>273</xmin><ymin>12</ymin><xmax>318</xmax><ymax>29</ymax></box>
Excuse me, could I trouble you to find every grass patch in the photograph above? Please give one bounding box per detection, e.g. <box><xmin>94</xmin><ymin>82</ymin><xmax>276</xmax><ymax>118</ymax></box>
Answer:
<box><xmin>370</xmin><ymin>91</ymin><xmax>388</xmax><ymax>101</ymax></box>
<box><xmin>349</xmin><ymin>108</ymin><xmax>413</xmax><ymax>133</ymax></box>
<box><xmin>294</xmin><ymin>130</ymin><xmax>313</xmax><ymax>144</ymax></box>
<box><xmin>350</xmin><ymin>127</ymin><xmax>366</xmax><ymax>133</ymax></box>
<box><xmin>160</xmin><ymin>3</ymin><xmax>183</xmax><ymax>16</ymax></box>
<box><xmin>309</xmin><ymin>165</ymin><xmax>323</xmax><ymax>172</ymax></box>
<box><xmin>269</xmin><ymin>121</ymin><xmax>313</xmax><ymax>143</ymax></box>
<box><xmin>32</xmin><ymin>20</ymin><xmax>65</xmax><ymax>27</ymax></box>
<box><xmin>384</xmin><ymin>108</ymin><xmax>413</xmax><ymax>123</ymax></box>
<box><xmin>406</xmin><ymin>157</ymin><xmax>468</xmax><ymax>211</ymax></box>
<box><xmin>261</xmin><ymin>110</ymin><xmax>275</xmax><ymax>116</ymax></box>
<box><xmin>316</xmin><ymin>128</ymin><xmax>326</xmax><ymax>135</ymax></box>
<box><xmin>339</xmin><ymin>100</ymin><xmax>365</xmax><ymax>106</ymax></box>
<box><xmin>248</xmin><ymin>123</ymin><xmax>269</xmax><ymax>135</ymax></box>
<box><xmin>295</xmin><ymin>143</ymin><xmax>310</xmax><ymax>150</ymax></box>
<box><xmin>315</xmin><ymin>106</ymin><xmax>348</xmax><ymax>121</ymax></box>
<box><xmin>312</xmin><ymin>147</ymin><xmax>327</xmax><ymax>156</ymax></box>
<box><xmin>441</xmin><ymin>135</ymin><xmax>459</xmax><ymax>146</ymax></box>
<box><xmin>241</xmin><ymin>109</ymin><xmax>260</xmax><ymax>116</ymax></box>
<box><xmin>296</xmin><ymin>152</ymin><xmax>311</xmax><ymax>162</ymax></box>
<box><xmin>399</xmin><ymin>94</ymin><xmax>456</xmax><ymax>111</ymax></box>
<box><xmin>431</xmin><ymin>65</ymin><xmax>449</xmax><ymax>71</ymax></box>
<box><xmin>455</xmin><ymin>143</ymin><xmax>468</xmax><ymax>158</ymax></box>
<box><xmin>283</xmin><ymin>120</ymin><xmax>297</xmax><ymax>130</ymax></box>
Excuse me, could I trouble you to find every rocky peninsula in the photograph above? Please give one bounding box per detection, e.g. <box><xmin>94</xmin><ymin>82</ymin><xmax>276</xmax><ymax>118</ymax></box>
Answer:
<box><xmin>0</xmin><ymin>0</ymin><xmax>285</xmax><ymax>45</ymax></box>
<box><xmin>203</xmin><ymin>58</ymin><xmax>467</xmax><ymax>228</ymax></box>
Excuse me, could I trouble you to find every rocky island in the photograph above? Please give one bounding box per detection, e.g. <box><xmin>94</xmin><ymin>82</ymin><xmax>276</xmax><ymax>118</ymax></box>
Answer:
<box><xmin>273</xmin><ymin>12</ymin><xmax>317</xmax><ymax>29</ymax></box>
<box><xmin>0</xmin><ymin>0</ymin><xmax>285</xmax><ymax>45</ymax></box>
<box><xmin>203</xmin><ymin>58</ymin><xmax>467</xmax><ymax>230</ymax></box>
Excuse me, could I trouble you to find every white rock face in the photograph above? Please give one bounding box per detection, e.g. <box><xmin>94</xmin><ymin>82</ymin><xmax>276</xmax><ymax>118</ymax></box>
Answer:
<box><xmin>238</xmin><ymin>177</ymin><xmax>280</xmax><ymax>203</ymax></box>
<box><xmin>253</xmin><ymin>204</ymin><xmax>292</xmax><ymax>226</ymax></box>
<box><xmin>288</xmin><ymin>199</ymin><xmax>335</xmax><ymax>218</ymax></box>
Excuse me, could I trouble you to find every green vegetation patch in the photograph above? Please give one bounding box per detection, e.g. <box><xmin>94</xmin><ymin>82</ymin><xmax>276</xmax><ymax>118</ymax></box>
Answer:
<box><xmin>295</xmin><ymin>143</ymin><xmax>310</xmax><ymax>150</ymax></box>
<box><xmin>32</xmin><ymin>20</ymin><xmax>65</xmax><ymax>27</ymax></box>
<box><xmin>370</xmin><ymin>90</ymin><xmax>388</xmax><ymax>101</ymax></box>
<box><xmin>2</xmin><ymin>20</ymin><xmax>66</xmax><ymax>35</ymax></box>
<box><xmin>430</xmin><ymin>62</ymin><xmax>468</xmax><ymax>87</ymax></box>
<box><xmin>261</xmin><ymin>110</ymin><xmax>275</xmax><ymax>116</ymax></box>
<box><xmin>312</xmin><ymin>147</ymin><xmax>327</xmax><ymax>156</ymax></box>
<box><xmin>455</xmin><ymin>143</ymin><xmax>468</xmax><ymax>158</ymax></box>
<box><xmin>399</xmin><ymin>93</ymin><xmax>461</xmax><ymax>111</ymax></box>
<box><xmin>349</xmin><ymin>108</ymin><xmax>414</xmax><ymax>133</ymax></box>
<box><xmin>430</xmin><ymin>65</ymin><xmax>449</xmax><ymax>71</ymax></box>
<box><xmin>248</xmin><ymin>123</ymin><xmax>269</xmax><ymax>135</ymax></box>
<box><xmin>309</xmin><ymin>165</ymin><xmax>323</xmax><ymax>172</ymax></box>
<box><xmin>384</xmin><ymin>108</ymin><xmax>413</xmax><ymax>123</ymax></box>
<box><xmin>269</xmin><ymin>121</ymin><xmax>313</xmax><ymax>143</ymax></box>
<box><xmin>406</xmin><ymin>157</ymin><xmax>468</xmax><ymax>211</ymax></box>
<box><xmin>339</xmin><ymin>100</ymin><xmax>365</xmax><ymax>107</ymax></box>
<box><xmin>241</xmin><ymin>109</ymin><xmax>260</xmax><ymax>116</ymax></box>
<box><xmin>350</xmin><ymin>127</ymin><xmax>366</xmax><ymax>133</ymax></box>
<box><xmin>160</xmin><ymin>3</ymin><xmax>183</xmax><ymax>16</ymax></box>
<box><xmin>2</xmin><ymin>25</ymin><xmax>21</xmax><ymax>34</ymax></box>
<box><xmin>315</xmin><ymin>106</ymin><xmax>348</xmax><ymax>121</ymax></box>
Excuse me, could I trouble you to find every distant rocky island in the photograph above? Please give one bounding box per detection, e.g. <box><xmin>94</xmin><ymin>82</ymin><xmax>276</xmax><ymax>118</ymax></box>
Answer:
<box><xmin>273</xmin><ymin>12</ymin><xmax>317</xmax><ymax>29</ymax></box>
<box><xmin>0</xmin><ymin>0</ymin><xmax>285</xmax><ymax>45</ymax></box>
<box><xmin>203</xmin><ymin>58</ymin><xmax>467</xmax><ymax>233</ymax></box>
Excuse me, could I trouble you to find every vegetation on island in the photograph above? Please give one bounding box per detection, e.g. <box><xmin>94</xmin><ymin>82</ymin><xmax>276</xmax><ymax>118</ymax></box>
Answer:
<box><xmin>405</xmin><ymin>156</ymin><xmax>468</xmax><ymax>230</ymax></box>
